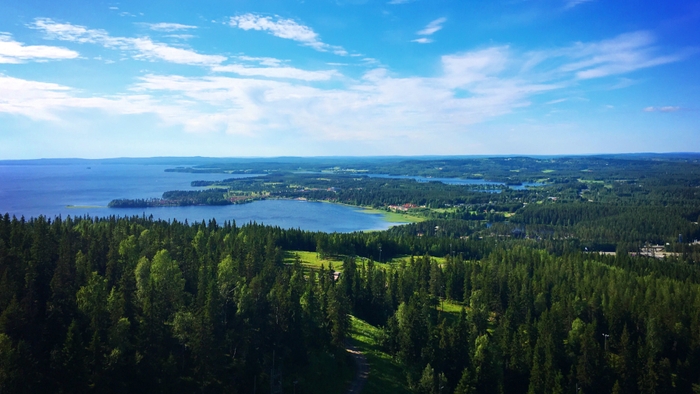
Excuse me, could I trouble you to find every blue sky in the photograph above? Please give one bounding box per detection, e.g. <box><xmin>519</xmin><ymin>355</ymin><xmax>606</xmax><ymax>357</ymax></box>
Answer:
<box><xmin>0</xmin><ymin>0</ymin><xmax>698</xmax><ymax>158</ymax></box>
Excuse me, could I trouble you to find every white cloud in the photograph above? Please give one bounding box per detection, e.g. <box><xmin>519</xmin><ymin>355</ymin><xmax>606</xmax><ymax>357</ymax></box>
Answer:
<box><xmin>564</xmin><ymin>0</ymin><xmax>595</xmax><ymax>9</ymax></box>
<box><xmin>607</xmin><ymin>77</ymin><xmax>637</xmax><ymax>90</ymax></box>
<box><xmin>0</xmin><ymin>27</ymin><xmax>687</xmax><ymax>147</ymax></box>
<box><xmin>131</xmin><ymin>38</ymin><xmax>225</xmax><ymax>65</ymax></box>
<box><xmin>0</xmin><ymin>74</ymin><xmax>162</xmax><ymax>121</ymax></box>
<box><xmin>122</xmin><ymin>46</ymin><xmax>557</xmax><ymax>138</ymax></box>
<box><xmin>237</xmin><ymin>55</ymin><xmax>284</xmax><ymax>67</ymax></box>
<box><xmin>0</xmin><ymin>41</ymin><xmax>559</xmax><ymax>141</ymax></box>
<box><xmin>30</xmin><ymin>18</ymin><xmax>225</xmax><ymax>66</ymax></box>
<box><xmin>417</xmin><ymin>17</ymin><xmax>447</xmax><ymax>36</ymax></box>
<box><xmin>144</xmin><ymin>23</ymin><xmax>198</xmax><ymax>32</ymax></box>
<box><xmin>561</xmin><ymin>31</ymin><xmax>684</xmax><ymax>79</ymax></box>
<box><xmin>644</xmin><ymin>106</ymin><xmax>681</xmax><ymax>112</ymax></box>
<box><xmin>388</xmin><ymin>0</ymin><xmax>415</xmax><ymax>4</ymax></box>
<box><xmin>211</xmin><ymin>64</ymin><xmax>339</xmax><ymax>81</ymax></box>
<box><xmin>229</xmin><ymin>14</ymin><xmax>347</xmax><ymax>55</ymax></box>
<box><xmin>411</xmin><ymin>38</ymin><xmax>433</xmax><ymax>44</ymax></box>
<box><xmin>0</xmin><ymin>33</ymin><xmax>79</xmax><ymax>63</ymax></box>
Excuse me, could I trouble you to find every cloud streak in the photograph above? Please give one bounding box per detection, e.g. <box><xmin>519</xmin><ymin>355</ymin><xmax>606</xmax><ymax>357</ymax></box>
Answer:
<box><xmin>143</xmin><ymin>23</ymin><xmax>198</xmax><ymax>32</ymax></box>
<box><xmin>30</xmin><ymin>18</ymin><xmax>225</xmax><ymax>66</ymax></box>
<box><xmin>417</xmin><ymin>17</ymin><xmax>446</xmax><ymax>36</ymax></box>
<box><xmin>644</xmin><ymin>106</ymin><xmax>681</xmax><ymax>112</ymax></box>
<box><xmin>562</xmin><ymin>31</ymin><xmax>685</xmax><ymax>79</ymax></box>
<box><xmin>412</xmin><ymin>17</ymin><xmax>446</xmax><ymax>44</ymax></box>
<box><xmin>564</xmin><ymin>0</ymin><xmax>595</xmax><ymax>9</ymax></box>
<box><xmin>211</xmin><ymin>64</ymin><xmax>340</xmax><ymax>81</ymax></box>
<box><xmin>0</xmin><ymin>23</ymin><xmax>689</xmax><ymax>148</ymax></box>
<box><xmin>0</xmin><ymin>33</ymin><xmax>79</xmax><ymax>63</ymax></box>
<box><xmin>229</xmin><ymin>14</ymin><xmax>348</xmax><ymax>55</ymax></box>
<box><xmin>522</xmin><ymin>31</ymin><xmax>687</xmax><ymax>80</ymax></box>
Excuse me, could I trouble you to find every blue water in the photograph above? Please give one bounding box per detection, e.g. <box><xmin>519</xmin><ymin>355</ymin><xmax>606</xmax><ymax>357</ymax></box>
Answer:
<box><xmin>0</xmin><ymin>164</ymin><xmax>392</xmax><ymax>232</ymax></box>
<box><xmin>364</xmin><ymin>174</ymin><xmax>543</xmax><ymax>189</ymax></box>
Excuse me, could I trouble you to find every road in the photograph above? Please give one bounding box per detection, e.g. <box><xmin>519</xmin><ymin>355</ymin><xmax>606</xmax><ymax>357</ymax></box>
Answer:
<box><xmin>346</xmin><ymin>341</ymin><xmax>369</xmax><ymax>394</ymax></box>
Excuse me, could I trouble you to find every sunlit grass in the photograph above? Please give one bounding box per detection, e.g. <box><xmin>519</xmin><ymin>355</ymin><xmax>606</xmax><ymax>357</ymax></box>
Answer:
<box><xmin>284</xmin><ymin>250</ymin><xmax>345</xmax><ymax>271</ymax></box>
<box><xmin>349</xmin><ymin>316</ymin><xmax>411</xmax><ymax>394</ymax></box>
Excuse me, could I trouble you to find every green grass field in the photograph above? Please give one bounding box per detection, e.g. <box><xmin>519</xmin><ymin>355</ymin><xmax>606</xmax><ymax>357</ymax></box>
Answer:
<box><xmin>285</xmin><ymin>251</ymin><xmax>452</xmax><ymax>274</ymax></box>
<box><xmin>284</xmin><ymin>250</ymin><xmax>345</xmax><ymax>271</ymax></box>
<box><xmin>437</xmin><ymin>299</ymin><xmax>466</xmax><ymax>314</ymax></box>
<box><xmin>358</xmin><ymin>207</ymin><xmax>425</xmax><ymax>223</ymax></box>
<box><xmin>387</xmin><ymin>255</ymin><xmax>448</xmax><ymax>266</ymax></box>
<box><xmin>349</xmin><ymin>316</ymin><xmax>411</xmax><ymax>394</ymax></box>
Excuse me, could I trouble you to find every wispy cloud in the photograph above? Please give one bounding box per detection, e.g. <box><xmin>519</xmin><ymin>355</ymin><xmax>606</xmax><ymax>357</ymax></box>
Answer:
<box><xmin>211</xmin><ymin>64</ymin><xmax>339</xmax><ymax>81</ymax></box>
<box><xmin>0</xmin><ymin>33</ymin><xmax>79</xmax><ymax>63</ymax></box>
<box><xmin>30</xmin><ymin>18</ymin><xmax>225</xmax><ymax>66</ymax></box>
<box><xmin>564</xmin><ymin>0</ymin><xmax>595</xmax><ymax>9</ymax></box>
<box><xmin>0</xmin><ymin>74</ymin><xmax>161</xmax><ymax>121</ymax></box>
<box><xmin>1</xmin><ymin>25</ymin><xmax>688</xmax><ymax>147</ymax></box>
<box><xmin>237</xmin><ymin>55</ymin><xmax>284</xmax><ymax>67</ymax></box>
<box><xmin>228</xmin><ymin>14</ymin><xmax>348</xmax><ymax>55</ymax></box>
<box><xmin>412</xmin><ymin>17</ymin><xmax>446</xmax><ymax>44</ymax></box>
<box><xmin>30</xmin><ymin>18</ymin><xmax>123</xmax><ymax>46</ymax></box>
<box><xmin>417</xmin><ymin>17</ymin><xmax>446</xmax><ymax>36</ymax></box>
<box><xmin>388</xmin><ymin>0</ymin><xmax>415</xmax><ymax>4</ymax></box>
<box><xmin>561</xmin><ymin>31</ymin><xmax>685</xmax><ymax>79</ymax></box>
<box><xmin>411</xmin><ymin>37</ymin><xmax>433</xmax><ymax>44</ymax></box>
<box><xmin>131</xmin><ymin>38</ymin><xmax>225</xmax><ymax>65</ymax></box>
<box><xmin>143</xmin><ymin>23</ymin><xmax>198</xmax><ymax>32</ymax></box>
<box><xmin>644</xmin><ymin>106</ymin><xmax>681</xmax><ymax>112</ymax></box>
<box><xmin>522</xmin><ymin>31</ymin><xmax>687</xmax><ymax>80</ymax></box>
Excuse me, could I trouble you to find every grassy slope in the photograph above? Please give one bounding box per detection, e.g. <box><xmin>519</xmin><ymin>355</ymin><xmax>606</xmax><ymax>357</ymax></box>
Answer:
<box><xmin>357</xmin><ymin>207</ymin><xmax>425</xmax><ymax>223</ymax></box>
<box><xmin>284</xmin><ymin>250</ymin><xmax>346</xmax><ymax>271</ymax></box>
<box><xmin>349</xmin><ymin>316</ymin><xmax>411</xmax><ymax>394</ymax></box>
<box><xmin>285</xmin><ymin>250</ymin><xmax>418</xmax><ymax>271</ymax></box>
<box><xmin>388</xmin><ymin>255</ymin><xmax>448</xmax><ymax>266</ymax></box>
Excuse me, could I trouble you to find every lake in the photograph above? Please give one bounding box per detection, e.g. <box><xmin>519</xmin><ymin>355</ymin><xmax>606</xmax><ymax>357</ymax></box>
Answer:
<box><xmin>0</xmin><ymin>163</ymin><xmax>393</xmax><ymax>232</ymax></box>
<box><xmin>364</xmin><ymin>174</ymin><xmax>543</xmax><ymax>189</ymax></box>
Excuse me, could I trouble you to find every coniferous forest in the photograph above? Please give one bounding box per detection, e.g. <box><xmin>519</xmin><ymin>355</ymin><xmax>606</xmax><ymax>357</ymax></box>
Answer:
<box><xmin>2</xmin><ymin>155</ymin><xmax>700</xmax><ymax>393</ymax></box>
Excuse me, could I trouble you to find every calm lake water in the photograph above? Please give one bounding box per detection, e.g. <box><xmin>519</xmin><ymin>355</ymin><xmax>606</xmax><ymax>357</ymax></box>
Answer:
<box><xmin>364</xmin><ymin>174</ymin><xmax>543</xmax><ymax>189</ymax></box>
<box><xmin>0</xmin><ymin>163</ymin><xmax>392</xmax><ymax>232</ymax></box>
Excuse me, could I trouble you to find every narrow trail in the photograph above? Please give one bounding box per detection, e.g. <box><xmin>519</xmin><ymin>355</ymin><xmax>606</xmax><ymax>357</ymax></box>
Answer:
<box><xmin>346</xmin><ymin>341</ymin><xmax>369</xmax><ymax>394</ymax></box>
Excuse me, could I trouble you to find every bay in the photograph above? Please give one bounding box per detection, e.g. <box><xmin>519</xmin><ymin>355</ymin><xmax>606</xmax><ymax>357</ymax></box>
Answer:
<box><xmin>0</xmin><ymin>163</ymin><xmax>393</xmax><ymax>232</ymax></box>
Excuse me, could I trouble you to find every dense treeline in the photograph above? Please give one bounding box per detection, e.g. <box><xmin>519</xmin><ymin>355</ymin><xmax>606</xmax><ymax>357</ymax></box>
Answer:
<box><xmin>168</xmin><ymin>154</ymin><xmax>700</xmax><ymax>184</ymax></box>
<box><xmin>339</xmin><ymin>250</ymin><xmax>700</xmax><ymax>394</ymax></box>
<box><xmin>200</xmin><ymin>173</ymin><xmax>525</xmax><ymax>209</ymax></box>
<box><xmin>2</xmin><ymin>214</ymin><xmax>700</xmax><ymax>393</ymax></box>
<box><xmin>0</xmin><ymin>215</ymin><xmax>353</xmax><ymax>393</ymax></box>
<box><xmin>109</xmin><ymin>190</ymin><xmax>242</xmax><ymax>208</ymax></box>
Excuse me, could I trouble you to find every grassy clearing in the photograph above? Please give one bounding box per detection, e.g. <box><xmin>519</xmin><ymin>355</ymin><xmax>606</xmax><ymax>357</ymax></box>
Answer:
<box><xmin>349</xmin><ymin>316</ymin><xmax>411</xmax><ymax>394</ymax></box>
<box><xmin>285</xmin><ymin>251</ymin><xmax>453</xmax><ymax>273</ymax></box>
<box><xmin>578</xmin><ymin>178</ymin><xmax>605</xmax><ymax>184</ymax></box>
<box><xmin>359</xmin><ymin>207</ymin><xmax>425</xmax><ymax>223</ymax></box>
<box><xmin>387</xmin><ymin>255</ymin><xmax>448</xmax><ymax>266</ymax></box>
<box><xmin>317</xmin><ymin>201</ymin><xmax>424</xmax><ymax>224</ymax></box>
<box><xmin>437</xmin><ymin>299</ymin><xmax>467</xmax><ymax>315</ymax></box>
<box><xmin>284</xmin><ymin>250</ymin><xmax>345</xmax><ymax>271</ymax></box>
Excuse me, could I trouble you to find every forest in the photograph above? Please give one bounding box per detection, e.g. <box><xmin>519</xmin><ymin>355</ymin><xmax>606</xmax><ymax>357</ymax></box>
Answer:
<box><xmin>3</xmin><ymin>154</ymin><xmax>700</xmax><ymax>393</ymax></box>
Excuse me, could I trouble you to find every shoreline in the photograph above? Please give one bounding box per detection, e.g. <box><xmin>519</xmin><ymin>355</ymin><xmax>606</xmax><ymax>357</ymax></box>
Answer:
<box><xmin>315</xmin><ymin>200</ymin><xmax>424</xmax><ymax>224</ymax></box>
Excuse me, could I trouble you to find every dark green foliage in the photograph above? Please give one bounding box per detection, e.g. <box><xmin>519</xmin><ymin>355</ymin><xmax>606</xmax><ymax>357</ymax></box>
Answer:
<box><xmin>0</xmin><ymin>215</ymin><xmax>353</xmax><ymax>393</ymax></box>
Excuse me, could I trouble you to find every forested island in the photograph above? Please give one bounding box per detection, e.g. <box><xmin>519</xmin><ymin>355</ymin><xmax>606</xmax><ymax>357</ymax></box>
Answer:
<box><xmin>109</xmin><ymin>190</ymin><xmax>261</xmax><ymax>208</ymax></box>
<box><xmin>3</xmin><ymin>154</ymin><xmax>700</xmax><ymax>393</ymax></box>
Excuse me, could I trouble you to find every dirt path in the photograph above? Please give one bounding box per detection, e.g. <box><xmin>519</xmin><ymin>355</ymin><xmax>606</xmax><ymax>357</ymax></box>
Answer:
<box><xmin>346</xmin><ymin>341</ymin><xmax>369</xmax><ymax>394</ymax></box>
